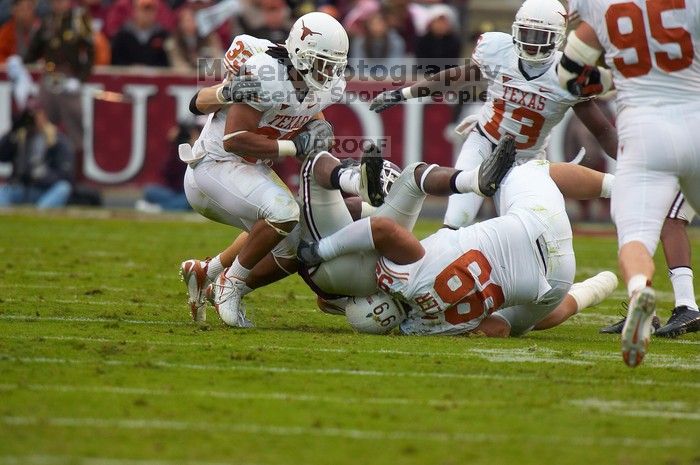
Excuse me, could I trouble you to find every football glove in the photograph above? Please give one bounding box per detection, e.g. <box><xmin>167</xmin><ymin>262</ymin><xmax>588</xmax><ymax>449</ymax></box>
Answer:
<box><xmin>558</xmin><ymin>56</ymin><xmax>612</xmax><ymax>98</ymax></box>
<box><xmin>292</xmin><ymin>120</ymin><xmax>334</xmax><ymax>159</ymax></box>
<box><xmin>218</xmin><ymin>75</ymin><xmax>263</xmax><ymax>103</ymax></box>
<box><xmin>369</xmin><ymin>89</ymin><xmax>406</xmax><ymax>113</ymax></box>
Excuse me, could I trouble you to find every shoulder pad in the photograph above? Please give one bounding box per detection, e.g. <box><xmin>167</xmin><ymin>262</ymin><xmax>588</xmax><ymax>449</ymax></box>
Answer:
<box><xmin>241</xmin><ymin>53</ymin><xmax>290</xmax><ymax>111</ymax></box>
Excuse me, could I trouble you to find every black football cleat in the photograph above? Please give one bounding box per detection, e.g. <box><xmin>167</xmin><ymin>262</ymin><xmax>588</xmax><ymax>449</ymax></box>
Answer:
<box><xmin>297</xmin><ymin>240</ymin><xmax>323</xmax><ymax>267</ymax></box>
<box><xmin>360</xmin><ymin>142</ymin><xmax>386</xmax><ymax>207</ymax></box>
<box><xmin>654</xmin><ymin>306</ymin><xmax>700</xmax><ymax>338</ymax></box>
<box><xmin>478</xmin><ymin>134</ymin><xmax>516</xmax><ymax>197</ymax></box>
<box><xmin>600</xmin><ymin>315</ymin><xmax>661</xmax><ymax>334</ymax></box>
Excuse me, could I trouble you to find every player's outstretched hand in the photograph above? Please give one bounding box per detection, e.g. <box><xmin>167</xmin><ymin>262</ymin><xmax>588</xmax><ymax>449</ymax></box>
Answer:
<box><xmin>369</xmin><ymin>89</ymin><xmax>406</xmax><ymax>113</ymax></box>
<box><xmin>292</xmin><ymin>120</ymin><xmax>334</xmax><ymax>160</ymax></box>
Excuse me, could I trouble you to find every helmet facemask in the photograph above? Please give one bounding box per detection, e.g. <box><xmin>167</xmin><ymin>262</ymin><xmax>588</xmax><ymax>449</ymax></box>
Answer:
<box><xmin>296</xmin><ymin>49</ymin><xmax>347</xmax><ymax>91</ymax></box>
<box><xmin>512</xmin><ymin>21</ymin><xmax>564</xmax><ymax>63</ymax></box>
<box><xmin>381</xmin><ymin>161</ymin><xmax>401</xmax><ymax>196</ymax></box>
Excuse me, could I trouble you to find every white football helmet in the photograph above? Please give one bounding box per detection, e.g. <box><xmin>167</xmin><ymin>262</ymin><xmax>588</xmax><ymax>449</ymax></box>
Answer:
<box><xmin>285</xmin><ymin>12</ymin><xmax>349</xmax><ymax>92</ymax></box>
<box><xmin>345</xmin><ymin>292</ymin><xmax>406</xmax><ymax>334</ymax></box>
<box><xmin>512</xmin><ymin>0</ymin><xmax>567</xmax><ymax>63</ymax></box>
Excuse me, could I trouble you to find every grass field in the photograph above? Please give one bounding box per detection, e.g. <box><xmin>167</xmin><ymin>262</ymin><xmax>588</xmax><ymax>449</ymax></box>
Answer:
<box><xmin>0</xmin><ymin>211</ymin><xmax>698</xmax><ymax>465</ymax></box>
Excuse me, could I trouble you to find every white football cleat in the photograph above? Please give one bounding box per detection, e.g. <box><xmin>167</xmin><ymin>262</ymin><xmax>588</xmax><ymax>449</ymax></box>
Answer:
<box><xmin>621</xmin><ymin>287</ymin><xmax>656</xmax><ymax>368</ymax></box>
<box><xmin>568</xmin><ymin>271</ymin><xmax>618</xmax><ymax>311</ymax></box>
<box><xmin>180</xmin><ymin>259</ymin><xmax>212</xmax><ymax>322</ymax></box>
<box><xmin>205</xmin><ymin>273</ymin><xmax>254</xmax><ymax>328</ymax></box>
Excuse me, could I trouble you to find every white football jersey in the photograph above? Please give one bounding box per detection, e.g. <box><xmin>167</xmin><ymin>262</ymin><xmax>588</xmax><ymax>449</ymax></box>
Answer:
<box><xmin>569</xmin><ymin>0</ymin><xmax>700</xmax><ymax>110</ymax></box>
<box><xmin>193</xmin><ymin>34</ymin><xmax>346</xmax><ymax>161</ymax></box>
<box><xmin>377</xmin><ymin>161</ymin><xmax>572</xmax><ymax>335</ymax></box>
<box><xmin>474</xmin><ymin>32</ymin><xmax>587</xmax><ymax>160</ymax></box>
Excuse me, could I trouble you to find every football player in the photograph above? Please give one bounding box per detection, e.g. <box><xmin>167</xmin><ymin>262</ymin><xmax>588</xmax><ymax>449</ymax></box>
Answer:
<box><xmin>369</xmin><ymin>0</ymin><xmax>618</xmax><ymax>230</ymax></box>
<box><xmin>200</xmin><ymin>145</ymin><xmax>390</xmax><ymax>324</ymax></box>
<box><xmin>558</xmin><ymin>0</ymin><xmax>700</xmax><ymax>366</ymax></box>
<box><xmin>179</xmin><ymin>12</ymin><xmax>349</xmax><ymax>327</ymax></box>
<box><xmin>297</xmin><ymin>140</ymin><xmax>618</xmax><ymax>336</ymax></box>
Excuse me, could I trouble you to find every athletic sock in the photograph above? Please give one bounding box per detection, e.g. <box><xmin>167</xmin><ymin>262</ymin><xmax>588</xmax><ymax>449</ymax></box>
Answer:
<box><xmin>316</xmin><ymin>217</ymin><xmax>375</xmax><ymax>261</ymax></box>
<box><xmin>207</xmin><ymin>255</ymin><xmax>225</xmax><ymax>281</ymax></box>
<box><xmin>669</xmin><ymin>267</ymin><xmax>699</xmax><ymax>310</ymax></box>
<box><xmin>225</xmin><ymin>257</ymin><xmax>251</xmax><ymax>283</ymax></box>
<box><xmin>627</xmin><ymin>274</ymin><xmax>649</xmax><ymax>298</ymax></box>
<box><xmin>330</xmin><ymin>166</ymin><xmax>361</xmax><ymax>196</ymax></box>
<box><xmin>450</xmin><ymin>168</ymin><xmax>480</xmax><ymax>195</ymax></box>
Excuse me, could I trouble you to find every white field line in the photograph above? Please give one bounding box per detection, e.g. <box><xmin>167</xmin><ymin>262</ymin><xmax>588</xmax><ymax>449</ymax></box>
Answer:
<box><xmin>570</xmin><ymin>399</ymin><xmax>700</xmax><ymax>421</ymax></box>
<box><xmin>3</xmin><ymin>298</ymin><xmax>162</xmax><ymax>308</ymax></box>
<box><xmin>0</xmin><ymin>283</ymin><xmax>317</xmax><ymax>302</ymax></box>
<box><xmin>0</xmin><ymin>315</ymin><xmax>189</xmax><ymax>326</ymax></box>
<box><xmin>22</xmin><ymin>271</ymin><xmax>63</xmax><ymax>277</ymax></box>
<box><xmin>571</xmin><ymin>315</ymin><xmax>700</xmax><ymax>346</ymax></box>
<box><xmin>610</xmin><ymin>289</ymin><xmax>675</xmax><ymax>301</ymax></box>
<box><xmin>2</xmin><ymin>333</ymin><xmax>698</xmax><ymax>371</ymax></box>
<box><xmin>0</xmin><ymin>382</ymin><xmax>459</xmax><ymax>408</ymax></box>
<box><xmin>0</xmin><ymin>284</ymin><xmax>130</xmax><ymax>292</ymax></box>
<box><xmin>2</xmin><ymin>355</ymin><xmax>700</xmax><ymax>389</ymax></box>
<box><xmin>0</xmin><ymin>415</ymin><xmax>694</xmax><ymax>449</ymax></box>
<box><xmin>669</xmin><ymin>339</ymin><xmax>700</xmax><ymax>345</ymax></box>
<box><xmin>5</xmin><ymin>308</ymin><xmax>697</xmax><ymax>348</ymax></box>
<box><xmin>0</xmin><ymin>355</ymin><xmax>547</xmax><ymax>382</ymax></box>
<box><xmin>573</xmin><ymin>312</ymin><xmax>625</xmax><ymax>325</ymax></box>
<box><xmin>0</xmin><ymin>456</ymin><xmax>241</xmax><ymax>465</ymax></box>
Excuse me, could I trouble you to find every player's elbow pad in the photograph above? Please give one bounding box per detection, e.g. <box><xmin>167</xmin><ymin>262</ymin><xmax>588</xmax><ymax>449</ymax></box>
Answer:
<box><xmin>189</xmin><ymin>91</ymin><xmax>204</xmax><ymax>116</ymax></box>
<box><xmin>558</xmin><ymin>31</ymin><xmax>612</xmax><ymax>97</ymax></box>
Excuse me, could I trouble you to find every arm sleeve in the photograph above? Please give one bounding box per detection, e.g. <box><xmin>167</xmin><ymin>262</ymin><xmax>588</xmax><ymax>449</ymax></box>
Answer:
<box><xmin>189</xmin><ymin>90</ymin><xmax>205</xmax><ymax>116</ymax></box>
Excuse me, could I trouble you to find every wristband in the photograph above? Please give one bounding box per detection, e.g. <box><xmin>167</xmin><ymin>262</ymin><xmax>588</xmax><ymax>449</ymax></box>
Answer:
<box><xmin>277</xmin><ymin>140</ymin><xmax>297</xmax><ymax>157</ymax></box>
<box><xmin>401</xmin><ymin>87</ymin><xmax>413</xmax><ymax>100</ymax></box>
<box><xmin>215</xmin><ymin>85</ymin><xmax>228</xmax><ymax>104</ymax></box>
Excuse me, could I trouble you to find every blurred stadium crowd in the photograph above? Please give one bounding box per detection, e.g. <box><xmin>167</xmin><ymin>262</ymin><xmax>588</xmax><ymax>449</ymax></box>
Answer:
<box><xmin>0</xmin><ymin>0</ymin><xmax>471</xmax><ymax>71</ymax></box>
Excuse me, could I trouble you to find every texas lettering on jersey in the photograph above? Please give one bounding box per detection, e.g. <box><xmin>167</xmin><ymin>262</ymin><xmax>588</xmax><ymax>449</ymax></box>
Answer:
<box><xmin>267</xmin><ymin>114</ymin><xmax>313</xmax><ymax>131</ymax></box>
<box><xmin>502</xmin><ymin>82</ymin><xmax>546</xmax><ymax>112</ymax></box>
